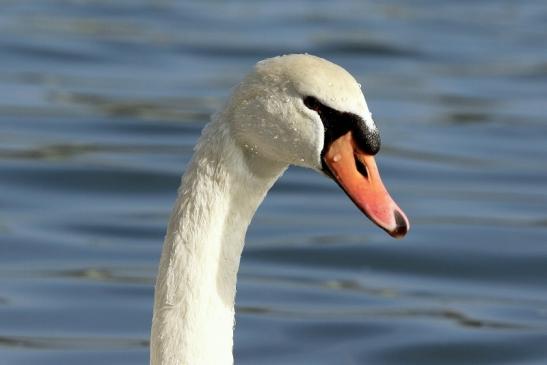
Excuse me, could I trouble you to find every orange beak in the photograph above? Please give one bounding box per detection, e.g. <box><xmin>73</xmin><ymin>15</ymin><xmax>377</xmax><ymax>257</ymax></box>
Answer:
<box><xmin>323</xmin><ymin>131</ymin><xmax>409</xmax><ymax>238</ymax></box>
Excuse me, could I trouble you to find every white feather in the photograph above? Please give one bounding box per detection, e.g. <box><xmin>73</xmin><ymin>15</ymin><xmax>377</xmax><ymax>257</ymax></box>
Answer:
<box><xmin>150</xmin><ymin>54</ymin><xmax>374</xmax><ymax>365</ymax></box>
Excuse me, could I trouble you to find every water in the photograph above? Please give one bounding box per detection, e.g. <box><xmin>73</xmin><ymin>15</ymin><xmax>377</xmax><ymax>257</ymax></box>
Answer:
<box><xmin>1</xmin><ymin>1</ymin><xmax>547</xmax><ymax>364</ymax></box>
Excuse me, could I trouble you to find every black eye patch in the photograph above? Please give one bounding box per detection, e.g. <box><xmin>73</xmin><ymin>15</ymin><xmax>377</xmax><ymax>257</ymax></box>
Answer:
<box><xmin>303</xmin><ymin>96</ymin><xmax>380</xmax><ymax>156</ymax></box>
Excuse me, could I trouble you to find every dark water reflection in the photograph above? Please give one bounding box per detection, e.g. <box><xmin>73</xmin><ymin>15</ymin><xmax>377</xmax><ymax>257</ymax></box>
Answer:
<box><xmin>1</xmin><ymin>1</ymin><xmax>547</xmax><ymax>364</ymax></box>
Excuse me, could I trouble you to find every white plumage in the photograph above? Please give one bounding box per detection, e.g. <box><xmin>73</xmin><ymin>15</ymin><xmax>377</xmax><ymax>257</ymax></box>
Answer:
<box><xmin>150</xmin><ymin>54</ymin><xmax>408</xmax><ymax>365</ymax></box>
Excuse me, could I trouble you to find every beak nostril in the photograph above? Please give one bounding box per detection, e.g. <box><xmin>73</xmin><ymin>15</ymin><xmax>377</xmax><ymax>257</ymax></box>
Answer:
<box><xmin>354</xmin><ymin>156</ymin><xmax>368</xmax><ymax>178</ymax></box>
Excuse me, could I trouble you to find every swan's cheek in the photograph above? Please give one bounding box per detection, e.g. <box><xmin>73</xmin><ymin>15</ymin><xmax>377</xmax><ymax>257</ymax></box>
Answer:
<box><xmin>230</xmin><ymin>101</ymin><xmax>322</xmax><ymax>169</ymax></box>
<box><xmin>285</xmin><ymin>118</ymin><xmax>323</xmax><ymax>170</ymax></box>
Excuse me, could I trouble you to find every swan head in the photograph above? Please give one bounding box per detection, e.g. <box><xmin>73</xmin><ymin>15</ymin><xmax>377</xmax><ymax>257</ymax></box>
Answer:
<box><xmin>225</xmin><ymin>54</ymin><xmax>409</xmax><ymax>238</ymax></box>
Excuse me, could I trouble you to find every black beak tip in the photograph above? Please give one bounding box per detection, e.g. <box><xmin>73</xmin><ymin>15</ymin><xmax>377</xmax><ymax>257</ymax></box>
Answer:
<box><xmin>391</xmin><ymin>210</ymin><xmax>409</xmax><ymax>239</ymax></box>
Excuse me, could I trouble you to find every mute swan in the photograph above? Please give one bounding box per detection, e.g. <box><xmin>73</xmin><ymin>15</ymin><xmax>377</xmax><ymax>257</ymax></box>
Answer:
<box><xmin>150</xmin><ymin>54</ymin><xmax>409</xmax><ymax>365</ymax></box>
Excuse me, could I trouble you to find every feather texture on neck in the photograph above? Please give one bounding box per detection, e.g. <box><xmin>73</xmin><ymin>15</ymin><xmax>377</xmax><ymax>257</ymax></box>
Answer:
<box><xmin>150</xmin><ymin>116</ymin><xmax>286</xmax><ymax>365</ymax></box>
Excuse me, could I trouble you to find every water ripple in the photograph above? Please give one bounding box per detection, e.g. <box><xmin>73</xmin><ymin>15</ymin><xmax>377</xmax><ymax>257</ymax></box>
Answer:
<box><xmin>238</xmin><ymin>305</ymin><xmax>534</xmax><ymax>331</ymax></box>
<box><xmin>0</xmin><ymin>335</ymin><xmax>147</xmax><ymax>350</ymax></box>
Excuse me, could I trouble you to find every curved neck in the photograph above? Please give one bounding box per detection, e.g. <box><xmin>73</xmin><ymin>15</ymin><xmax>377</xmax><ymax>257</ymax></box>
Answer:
<box><xmin>150</xmin><ymin>118</ymin><xmax>286</xmax><ymax>365</ymax></box>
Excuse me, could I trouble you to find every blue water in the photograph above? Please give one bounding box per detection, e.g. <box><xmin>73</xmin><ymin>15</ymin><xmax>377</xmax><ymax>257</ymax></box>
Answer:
<box><xmin>1</xmin><ymin>1</ymin><xmax>547</xmax><ymax>364</ymax></box>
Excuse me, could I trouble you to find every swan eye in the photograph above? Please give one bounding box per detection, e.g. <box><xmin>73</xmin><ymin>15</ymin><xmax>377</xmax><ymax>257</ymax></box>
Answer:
<box><xmin>303</xmin><ymin>96</ymin><xmax>322</xmax><ymax>113</ymax></box>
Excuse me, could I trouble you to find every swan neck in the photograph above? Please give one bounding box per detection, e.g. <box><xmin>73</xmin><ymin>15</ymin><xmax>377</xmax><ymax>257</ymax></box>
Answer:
<box><xmin>150</xmin><ymin>119</ymin><xmax>285</xmax><ymax>365</ymax></box>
